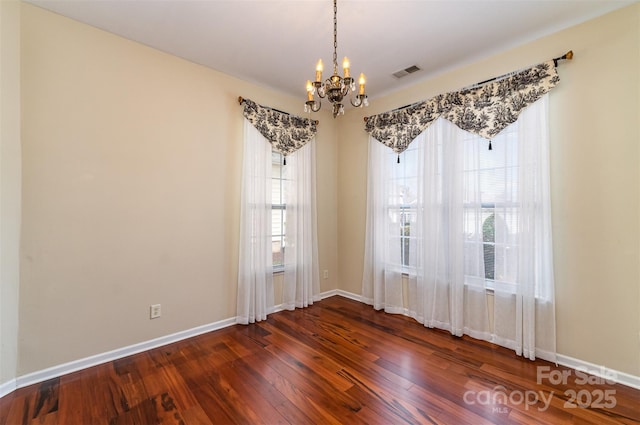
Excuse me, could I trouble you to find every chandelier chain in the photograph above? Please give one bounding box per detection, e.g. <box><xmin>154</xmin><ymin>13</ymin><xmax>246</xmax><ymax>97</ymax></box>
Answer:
<box><xmin>333</xmin><ymin>0</ymin><xmax>338</xmax><ymax>74</ymax></box>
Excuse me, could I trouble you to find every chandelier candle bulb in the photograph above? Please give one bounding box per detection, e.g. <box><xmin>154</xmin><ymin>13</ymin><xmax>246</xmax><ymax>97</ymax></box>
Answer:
<box><xmin>359</xmin><ymin>73</ymin><xmax>366</xmax><ymax>95</ymax></box>
<box><xmin>315</xmin><ymin>59</ymin><xmax>323</xmax><ymax>82</ymax></box>
<box><xmin>343</xmin><ymin>57</ymin><xmax>350</xmax><ymax>78</ymax></box>
<box><xmin>306</xmin><ymin>80</ymin><xmax>314</xmax><ymax>100</ymax></box>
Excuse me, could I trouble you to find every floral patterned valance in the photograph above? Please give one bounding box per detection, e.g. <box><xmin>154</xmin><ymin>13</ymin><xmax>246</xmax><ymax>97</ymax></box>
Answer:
<box><xmin>365</xmin><ymin>60</ymin><xmax>560</xmax><ymax>153</ymax></box>
<box><xmin>242</xmin><ymin>98</ymin><xmax>318</xmax><ymax>156</ymax></box>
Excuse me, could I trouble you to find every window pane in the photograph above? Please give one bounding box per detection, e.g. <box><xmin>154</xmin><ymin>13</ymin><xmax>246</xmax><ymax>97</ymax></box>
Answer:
<box><xmin>272</xmin><ymin>151</ymin><xmax>283</xmax><ymax>205</ymax></box>
<box><xmin>272</xmin><ymin>209</ymin><xmax>282</xmax><ymax>237</ymax></box>
<box><xmin>481</xmin><ymin>209</ymin><xmax>494</xmax><ymax>279</ymax></box>
<box><xmin>401</xmin><ymin>208</ymin><xmax>416</xmax><ymax>267</ymax></box>
<box><xmin>272</xmin><ymin>176</ymin><xmax>281</xmax><ymax>205</ymax></box>
<box><xmin>272</xmin><ymin>237</ymin><xmax>284</xmax><ymax>267</ymax></box>
<box><xmin>271</xmin><ymin>150</ymin><xmax>285</xmax><ymax>268</ymax></box>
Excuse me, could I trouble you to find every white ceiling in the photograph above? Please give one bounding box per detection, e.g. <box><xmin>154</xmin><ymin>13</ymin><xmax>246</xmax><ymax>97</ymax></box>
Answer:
<box><xmin>27</xmin><ymin>0</ymin><xmax>633</xmax><ymax>101</ymax></box>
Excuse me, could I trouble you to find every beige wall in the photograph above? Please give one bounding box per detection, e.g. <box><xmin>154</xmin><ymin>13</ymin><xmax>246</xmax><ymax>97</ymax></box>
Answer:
<box><xmin>13</xmin><ymin>1</ymin><xmax>640</xmax><ymax>381</ymax></box>
<box><xmin>19</xmin><ymin>3</ymin><xmax>338</xmax><ymax>375</ymax></box>
<box><xmin>338</xmin><ymin>4</ymin><xmax>640</xmax><ymax>377</ymax></box>
<box><xmin>0</xmin><ymin>0</ymin><xmax>21</xmax><ymax>387</ymax></box>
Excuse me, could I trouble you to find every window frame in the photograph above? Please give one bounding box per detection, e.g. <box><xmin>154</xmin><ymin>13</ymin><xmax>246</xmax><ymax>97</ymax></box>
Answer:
<box><xmin>386</xmin><ymin>126</ymin><xmax>524</xmax><ymax>287</ymax></box>
<box><xmin>461</xmin><ymin>121</ymin><xmax>521</xmax><ymax>293</ymax></box>
<box><xmin>385</xmin><ymin>146</ymin><xmax>419</xmax><ymax>275</ymax></box>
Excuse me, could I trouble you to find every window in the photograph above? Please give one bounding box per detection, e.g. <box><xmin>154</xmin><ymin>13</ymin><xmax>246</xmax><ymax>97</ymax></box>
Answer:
<box><xmin>363</xmin><ymin>96</ymin><xmax>555</xmax><ymax>359</ymax></box>
<box><xmin>462</xmin><ymin>125</ymin><xmax>519</xmax><ymax>288</ymax></box>
<box><xmin>385</xmin><ymin>125</ymin><xmax>520</xmax><ymax>283</ymax></box>
<box><xmin>387</xmin><ymin>146</ymin><xmax>418</xmax><ymax>270</ymax></box>
<box><xmin>271</xmin><ymin>151</ymin><xmax>286</xmax><ymax>271</ymax></box>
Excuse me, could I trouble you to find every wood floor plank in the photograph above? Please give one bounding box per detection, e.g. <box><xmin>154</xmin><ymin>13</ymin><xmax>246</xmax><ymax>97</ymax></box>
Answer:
<box><xmin>2</xmin><ymin>393</ymin><xmax>31</xmax><ymax>425</ymax></box>
<box><xmin>211</xmin><ymin>363</ymin><xmax>288</xmax><ymax>424</ymax></box>
<box><xmin>196</xmin><ymin>371</ymin><xmax>263</xmax><ymax>424</ymax></box>
<box><xmin>243</xmin><ymin>350</ymin><xmax>345</xmax><ymax>425</ymax></box>
<box><xmin>228</xmin><ymin>356</ymin><xmax>314</xmax><ymax>425</ymax></box>
<box><xmin>56</xmin><ymin>372</ymin><xmax>90</xmax><ymax>425</ymax></box>
<box><xmin>259</xmin><ymin>321</ymin><xmax>355</xmax><ymax>392</ymax></box>
<box><xmin>2</xmin><ymin>296</ymin><xmax>639</xmax><ymax>424</ymax></box>
<box><xmin>188</xmin><ymin>382</ymin><xmax>237</xmax><ymax>424</ymax></box>
<box><xmin>140</xmin><ymin>364</ymin><xmax>199</xmax><ymax>412</ymax></box>
<box><xmin>258</xmin><ymin>344</ymin><xmax>364</xmax><ymax>422</ymax></box>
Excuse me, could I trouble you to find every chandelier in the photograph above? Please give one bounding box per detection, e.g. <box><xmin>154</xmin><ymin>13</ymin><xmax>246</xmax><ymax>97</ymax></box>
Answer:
<box><xmin>304</xmin><ymin>0</ymin><xmax>368</xmax><ymax>118</ymax></box>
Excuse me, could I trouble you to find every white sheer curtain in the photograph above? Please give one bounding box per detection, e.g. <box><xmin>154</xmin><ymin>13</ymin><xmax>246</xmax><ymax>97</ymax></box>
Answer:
<box><xmin>492</xmin><ymin>95</ymin><xmax>556</xmax><ymax>360</ymax></box>
<box><xmin>361</xmin><ymin>135</ymin><xmax>405</xmax><ymax>313</ymax></box>
<box><xmin>282</xmin><ymin>139</ymin><xmax>320</xmax><ymax>309</ymax></box>
<box><xmin>362</xmin><ymin>95</ymin><xmax>555</xmax><ymax>361</ymax></box>
<box><xmin>237</xmin><ymin>118</ymin><xmax>274</xmax><ymax>324</ymax></box>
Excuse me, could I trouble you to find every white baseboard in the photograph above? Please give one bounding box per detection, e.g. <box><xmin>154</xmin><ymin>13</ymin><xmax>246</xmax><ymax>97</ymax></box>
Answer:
<box><xmin>15</xmin><ymin>316</ymin><xmax>237</xmax><ymax>390</ymax></box>
<box><xmin>4</xmin><ymin>291</ymin><xmax>639</xmax><ymax>398</ymax></box>
<box><xmin>0</xmin><ymin>379</ymin><xmax>16</xmax><ymax>398</ymax></box>
<box><xmin>319</xmin><ymin>289</ymin><xmax>339</xmax><ymax>299</ymax></box>
<box><xmin>556</xmin><ymin>354</ymin><xmax>640</xmax><ymax>390</ymax></box>
<box><xmin>320</xmin><ymin>288</ymin><xmax>363</xmax><ymax>302</ymax></box>
<box><xmin>12</xmin><ymin>292</ymin><xmax>355</xmax><ymax>391</ymax></box>
<box><xmin>11</xmin><ymin>293</ymin><xmax>348</xmax><ymax>392</ymax></box>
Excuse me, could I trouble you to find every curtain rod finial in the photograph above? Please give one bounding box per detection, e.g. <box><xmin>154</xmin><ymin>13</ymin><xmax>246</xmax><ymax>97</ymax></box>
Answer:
<box><xmin>238</xmin><ymin>96</ymin><xmax>244</xmax><ymax>105</ymax></box>
<box><xmin>553</xmin><ymin>50</ymin><xmax>573</xmax><ymax>67</ymax></box>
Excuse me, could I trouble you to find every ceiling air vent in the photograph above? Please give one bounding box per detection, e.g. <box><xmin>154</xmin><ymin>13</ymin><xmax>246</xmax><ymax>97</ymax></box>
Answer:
<box><xmin>392</xmin><ymin>65</ymin><xmax>421</xmax><ymax>79</ymax></box>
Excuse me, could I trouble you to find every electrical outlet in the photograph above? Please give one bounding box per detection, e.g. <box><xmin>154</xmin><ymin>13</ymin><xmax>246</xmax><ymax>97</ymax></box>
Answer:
<box><xmin>150</xmin><ymin>304</ymin><xmax>161</xmax><ymax>319</ymax></box>
<box><xmin>323</xmin><ymin>270</ymin><xmax>329</xmax><ymax>279</ymax></box>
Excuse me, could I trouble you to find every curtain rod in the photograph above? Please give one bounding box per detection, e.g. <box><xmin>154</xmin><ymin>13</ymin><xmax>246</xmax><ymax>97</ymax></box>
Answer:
<box><xmin>238</xmin><ymin>96</ymin><xmax>319</xmax><ymax>126</ymax></box>
<box><xmin>472</xmin><ymin>50</ymin><xmax>573</xmax><ymax>87</ymax></box>
<box><xmin>363</xmin><ymin>50</ymin><xmax>573</xmax><ymax>123</ymax></box>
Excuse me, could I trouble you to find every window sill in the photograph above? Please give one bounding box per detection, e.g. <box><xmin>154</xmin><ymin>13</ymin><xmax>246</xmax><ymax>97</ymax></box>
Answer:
<box><xmin>397</xmin><ymin>269</ymin><xmax>497</xmax><ymax>295</ymax></box>
<box><xmin>393</xmin><ymin>269</ymin><xmax>549</xmax><ymax>301</ymax></box>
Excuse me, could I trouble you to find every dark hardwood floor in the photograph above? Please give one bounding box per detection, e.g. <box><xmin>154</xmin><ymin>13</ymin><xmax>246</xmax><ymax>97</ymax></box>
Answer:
<box><xmin>1</xmin><ymin>296</ymin><xmax>638</xmax><ymax>424</ymax></box>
